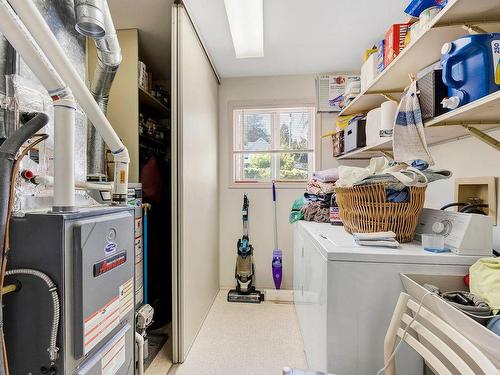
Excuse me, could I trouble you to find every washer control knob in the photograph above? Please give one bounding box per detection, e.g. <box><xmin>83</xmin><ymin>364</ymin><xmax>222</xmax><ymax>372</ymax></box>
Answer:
<box><xmin>432</xmin><ymin>221</ymin><xmax>446</xmax><ymax>234</ymax></box>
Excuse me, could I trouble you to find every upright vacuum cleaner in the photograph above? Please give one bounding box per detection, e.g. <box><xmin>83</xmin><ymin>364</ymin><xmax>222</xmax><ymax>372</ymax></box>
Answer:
<box><xmin>228</xmin><ymin>194</ymin><xmax>264</xmax><ymax>303</ymax></box>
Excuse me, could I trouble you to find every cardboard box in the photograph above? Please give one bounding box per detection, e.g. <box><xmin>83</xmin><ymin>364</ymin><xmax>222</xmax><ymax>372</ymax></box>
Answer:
<box><xmin>384</xmin><ymin>23</ymin><xmax>412</xmax><ymax>68</ymax></box>
<box><xmin>376</xmin><ymin>39</ymin><xmax>385</xmax><ymax>73</ymax></box>
<box><xmin>361</xmin><ymin>53</ymin><xmax>378</xmax><ymax>92</ymax></box>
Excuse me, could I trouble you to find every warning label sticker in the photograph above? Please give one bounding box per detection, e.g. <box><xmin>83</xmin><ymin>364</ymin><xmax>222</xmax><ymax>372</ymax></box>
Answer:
<box><xmin>119</xmin><ymin>278</ymin><xmax>134</xmax><ymax>320</ymax></box>
<box><xmin>101</xmin><ymin>332</ymin><xmax>126</xmax><ymax>375</ymax></box>
<box><xmin>84</xmin><ymin>296</ymin><xmax>120</xmax><ymax>354</ymax></box>
<box><xmin>493</xmin><ymin>40</ymin><xmax>500</xmax><ymax>84</ymax></box>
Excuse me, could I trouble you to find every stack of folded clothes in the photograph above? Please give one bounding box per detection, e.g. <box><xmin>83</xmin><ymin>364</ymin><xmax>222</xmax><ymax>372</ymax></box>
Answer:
<box><xmin>290</xmin><ymin>168</ymin><xmax>339</xmax><ymax>224</ymax></box>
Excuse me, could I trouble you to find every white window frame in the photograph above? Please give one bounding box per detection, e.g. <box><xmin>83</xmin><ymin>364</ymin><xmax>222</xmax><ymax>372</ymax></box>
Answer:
<box><xmin>229</xmin><ymin>102</ymin><xmax>318</xmax><ymax>188</ymax></box>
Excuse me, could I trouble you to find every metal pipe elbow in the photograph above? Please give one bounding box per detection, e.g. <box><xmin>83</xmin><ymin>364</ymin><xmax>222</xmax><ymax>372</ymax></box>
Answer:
<box><xmin>112</xmin><ymin>147</ymin><xmax>130</xmax><ymax>164</ymax></box>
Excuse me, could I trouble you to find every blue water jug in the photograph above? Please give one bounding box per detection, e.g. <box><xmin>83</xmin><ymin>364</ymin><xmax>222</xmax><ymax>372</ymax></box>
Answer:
<box><xmin>440</xmin><ymin>33</ymin><xmax>500</xmax><ymax>110</ymax></box>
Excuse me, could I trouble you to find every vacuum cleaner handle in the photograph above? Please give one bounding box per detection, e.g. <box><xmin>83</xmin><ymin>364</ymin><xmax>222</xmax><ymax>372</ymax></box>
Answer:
<box><xmin>272</xmin><ymin>180</ymin><xmax>276</xmax><ymax>202</ymax></box>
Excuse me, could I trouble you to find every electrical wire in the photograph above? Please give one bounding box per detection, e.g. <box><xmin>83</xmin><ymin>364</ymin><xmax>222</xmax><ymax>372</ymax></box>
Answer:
<box><xmin>5</xmin><ymin>269</ymin><xmax>59</xmax><ymax>361</ymax></box>
<box><xmin>376</xmin><ymin>291</ymin><xmax>433</xmax><ymax>375</ymax></box>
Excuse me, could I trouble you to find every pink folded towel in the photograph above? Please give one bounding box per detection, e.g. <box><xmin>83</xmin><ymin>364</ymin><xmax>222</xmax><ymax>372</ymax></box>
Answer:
<box><xmin>312</xmin><ymin>168</ymin><xmax>339</xmax><ymax>183</ymax></box>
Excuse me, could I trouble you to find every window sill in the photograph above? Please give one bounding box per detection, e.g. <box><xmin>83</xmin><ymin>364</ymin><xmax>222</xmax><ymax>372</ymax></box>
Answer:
<box><xmin>229</xmin><ymin>181</ymin><xmax>307</xmax><ymax>189</ymax></box>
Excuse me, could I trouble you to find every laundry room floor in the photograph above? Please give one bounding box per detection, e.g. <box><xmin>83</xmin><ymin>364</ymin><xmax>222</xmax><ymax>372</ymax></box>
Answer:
<box><xmin>171</xmin><ymin>290</ymin><xmax>307</xmax><ymax>375</ymax></box>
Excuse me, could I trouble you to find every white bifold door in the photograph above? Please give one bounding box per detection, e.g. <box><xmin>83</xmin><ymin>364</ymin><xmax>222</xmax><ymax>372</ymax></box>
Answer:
<box><xmin>171</xmin><ymin>2</ymin><xmax>220</xmax><ymax>363</ymax></box>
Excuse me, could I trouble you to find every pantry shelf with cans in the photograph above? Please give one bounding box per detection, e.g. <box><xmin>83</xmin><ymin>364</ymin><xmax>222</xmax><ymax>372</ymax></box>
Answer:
<box><xmin>326</xmin><ymin>0</ymin><xmax>500</xmax><ymax>160</ymax></box>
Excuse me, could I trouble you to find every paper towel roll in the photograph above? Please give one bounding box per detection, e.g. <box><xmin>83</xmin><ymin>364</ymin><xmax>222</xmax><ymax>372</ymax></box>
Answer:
<box><xmin>366</xmin><ymin>107</ymin><xmax>382</xmax><ymax>145</ymax></box>
<box><xmin>380</xmin><ymin>100</ymin><xmax>398</xmax><ymax>131</ymax></box>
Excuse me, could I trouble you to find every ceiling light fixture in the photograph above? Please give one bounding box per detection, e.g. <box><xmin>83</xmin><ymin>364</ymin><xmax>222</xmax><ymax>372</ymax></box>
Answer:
<box><xmin>224</xmin><ymin>0</ymin><xmax>264</xmax><ymax>59</ymax></box>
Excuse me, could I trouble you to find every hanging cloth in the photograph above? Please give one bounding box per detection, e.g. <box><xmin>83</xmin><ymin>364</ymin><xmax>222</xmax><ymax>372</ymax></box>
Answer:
<box><xmin>393</xmin><ymin>81</ymin><xmax>434</xmax><ymax>165</ymax></box>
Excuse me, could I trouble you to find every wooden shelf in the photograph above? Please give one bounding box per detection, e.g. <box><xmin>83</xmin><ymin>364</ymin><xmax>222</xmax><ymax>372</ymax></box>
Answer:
<box><xmin>338</xmin><ymin>90</ymin><xmax>500</xmax><ymax>159</ymax></box>
<box><xmin>140</xmin><ymin>134</ymin><xmax>166</xmax><ymax>146</ymax></box>
<box><xmin>338</xmin><ymin>122</ymin><xmax>500</xmax><ymax>161</ymax></box>
<box><xmin>339</xmin><ymin>0</ymin><xmax>500</xmax><ymax>116</ymax></box>
<box><xmin>337</xmin><ymin>138</ymin><xmax>393</xmax><ymax>160</ymax></box>
<box><xmin>425</xmin><ymin>91</ymin><xmax>500</xmax><ymax>127</ymax></box>
<box><xmin>138</xmin><ymin>86</ymin><xmax>170</xmax><ymax>117</ymax></box>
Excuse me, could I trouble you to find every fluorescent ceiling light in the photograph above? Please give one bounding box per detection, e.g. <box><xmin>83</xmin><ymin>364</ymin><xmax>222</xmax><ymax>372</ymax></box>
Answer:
<box><xmin>224</xmin><ymin>0</ymin><xmax>264</xmax><ymax>59</ymax></box>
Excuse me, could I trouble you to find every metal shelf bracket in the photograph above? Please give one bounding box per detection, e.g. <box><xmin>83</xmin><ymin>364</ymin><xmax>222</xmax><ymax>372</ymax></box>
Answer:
<box><xmin>462</xmin><ymin>125</ymin><xmax>500</xmax><ymax>152</ymax></box>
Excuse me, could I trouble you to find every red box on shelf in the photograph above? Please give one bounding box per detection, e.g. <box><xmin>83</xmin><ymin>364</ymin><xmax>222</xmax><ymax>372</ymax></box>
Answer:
<box><xmin>384</xmin><ymin>23</ymin><xmax>412</xmax><ymax>68</ymax></box>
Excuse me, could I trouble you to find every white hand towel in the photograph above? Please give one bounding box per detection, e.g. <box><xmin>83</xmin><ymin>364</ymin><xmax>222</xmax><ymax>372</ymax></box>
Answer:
<box><xmin>393</xmin><ymin>81</ymin><xmax>434</xmax><ymax>165</ymax></box>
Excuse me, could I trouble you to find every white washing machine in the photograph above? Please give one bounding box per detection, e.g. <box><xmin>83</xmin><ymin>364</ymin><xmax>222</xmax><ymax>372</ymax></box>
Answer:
<box><xmin>293</xmin><ymin>221</ymin><xmax>485</xmax><ymax>375</ymax></box>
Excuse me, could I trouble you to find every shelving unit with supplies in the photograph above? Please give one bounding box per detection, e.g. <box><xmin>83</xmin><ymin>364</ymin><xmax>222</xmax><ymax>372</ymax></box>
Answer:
<box><xmin>329</xmin><ymin>0</ymin><xmax>500</xmax><ymax>160</ymax></box>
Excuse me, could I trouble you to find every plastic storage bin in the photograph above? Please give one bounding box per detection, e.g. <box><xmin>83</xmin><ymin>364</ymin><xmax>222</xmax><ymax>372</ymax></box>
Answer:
<box><xmin>417</xmin><ymin>63</ymin><xmax>448</xmax><ymax>120</ymax></box>
<box><xmin>441</xmin><ymin>33</ymin><xmax>500</xmax><ymax>109</ymax></box>
<box><xmin>404</xmin><ymin>0</ymin><xmax>447</xmax><ymax>18</ymax></box>
<box><xmin>344</xmin><ymin>119</ymin><xmax>366</xmax><ymax>153</ymax></box>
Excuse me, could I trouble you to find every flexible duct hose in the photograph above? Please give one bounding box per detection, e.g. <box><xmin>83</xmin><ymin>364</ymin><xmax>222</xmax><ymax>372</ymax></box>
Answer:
<box><xmin>5</xmin><ymin>269</ymin><xmax>59</xmax><ymax>361</ymax></box>
<box><xmin>0</xmin><ymin>112</ymin><xmax>49</xmax><ymax>375</ymax></box>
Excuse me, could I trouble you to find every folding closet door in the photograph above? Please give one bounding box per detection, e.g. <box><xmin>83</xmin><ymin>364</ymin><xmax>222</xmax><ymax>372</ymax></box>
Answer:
<box><xmin>171</xmin><ymin>3</ymin><xmax>220</xmax><ymax>363</ymax></box>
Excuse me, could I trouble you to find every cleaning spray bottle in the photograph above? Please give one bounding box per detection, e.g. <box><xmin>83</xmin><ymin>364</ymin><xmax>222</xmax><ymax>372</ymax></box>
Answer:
<box><xmin>272</xmin><ymin>181</ymin><xmax>282</xmax><ymax>289</ymax></box>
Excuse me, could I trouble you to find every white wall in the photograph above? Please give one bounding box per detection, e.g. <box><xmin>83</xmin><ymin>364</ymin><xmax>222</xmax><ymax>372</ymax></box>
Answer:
<box><xmin>218</xmin><ymin>75</ymin><xmax>340</xmax><ymax>290</ymax></box>
<box><xmin>219</xmin><ymin>74</ymin><xmax>500</xmax><ymax>291</ymax></box>
<box><xmin>425</xmin><ymin>129</ymin><xmax>500</xmax><ymax>249</ymax></box>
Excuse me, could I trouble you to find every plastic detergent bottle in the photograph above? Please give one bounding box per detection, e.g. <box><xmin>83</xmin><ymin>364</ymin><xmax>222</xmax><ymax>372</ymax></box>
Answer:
<box><xmin>441</xmin><ymin>33</ymin><xmax>500</xmax><ymax>109</ymax></box>
<box><xmin>330</xmin><ymin>193</ymin><xmax>342</xmax><ymax>226</ymax></box>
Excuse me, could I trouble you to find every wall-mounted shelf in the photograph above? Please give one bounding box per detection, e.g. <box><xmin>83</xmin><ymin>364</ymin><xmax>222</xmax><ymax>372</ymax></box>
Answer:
<box><xmin>338</xmin><ymin>123</ymin><xmax>500</xmax><ymax>160</ymax></box>
<box><xmin>425</xmin><ymin>91</ymin><xmax>500</xmax><ymax>127</ymax></box>
<box><xmin>139</xmin><ymin>86</ymin><xmax>170</xmax><ymax>118</ymax></box>
<box><xmin>339</xmin><ymin>0</ymin><xmax>500</xmax><ymax>116</ymax></box>
<box><xmin>139</xmin><ymin>134</ymin><xmax>166</xmax><ymax>146</ymax></box>
<box><xmin>337</xmin><ymin>138</ymin><xmax>393</xmax><ymax>160</ymax></box>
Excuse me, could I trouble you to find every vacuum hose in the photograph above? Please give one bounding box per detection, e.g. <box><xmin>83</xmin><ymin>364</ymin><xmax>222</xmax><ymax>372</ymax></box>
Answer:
<box><xmin>0</xmin><ymin>112</ymin><xmax>49</xmax><ymax>374</ymax></box>
<box><xmin>5</xmin><ymin>269</ymin><xmax>60</xmax><ymax>362</ymax></box>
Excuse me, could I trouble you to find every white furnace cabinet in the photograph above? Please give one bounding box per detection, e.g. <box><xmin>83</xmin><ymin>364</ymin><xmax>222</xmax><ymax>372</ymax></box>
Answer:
<box><xmin>293</xmin><ymin>221</ymin><xmax>482</xmax><ymax>375</ymax></box>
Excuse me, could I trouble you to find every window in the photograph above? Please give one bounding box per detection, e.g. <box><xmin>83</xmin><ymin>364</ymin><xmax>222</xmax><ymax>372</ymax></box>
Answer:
<box><xmin>232</xmin><ymin>106</ymin><xmax>315</xmax><ymax>184</ymax></box>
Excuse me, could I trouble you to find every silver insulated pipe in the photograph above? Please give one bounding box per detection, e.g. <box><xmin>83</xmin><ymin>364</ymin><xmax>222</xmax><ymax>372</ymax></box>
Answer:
<box><xmin>75</xmin><ymin>0</ymin><xmax>122</xmax><ymax>181</ymax></box>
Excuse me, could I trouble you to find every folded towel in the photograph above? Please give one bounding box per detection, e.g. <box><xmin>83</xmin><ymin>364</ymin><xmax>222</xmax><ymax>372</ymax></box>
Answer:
<box><xmin>353</xmin><ymin>231</ymin><xmax>400</xmax><ymax>248</ymax></box>
<box><xmin>306</xmin><ymin>179</ymin><xmax>335</xmax><ymax>195</ymax></box>
<box><xmin>312</xmin><ymin>168</ymin><xmax>339</xmax><ymax>183</ymax></box>
<box><xmin>304</xmin><ymin>192</ymin><xmax>332</xmax><ymax>203</ymax></box>
<box><xmin>355</xmin><ymin>239</ymin><xmax>400</xmax><ymax>248</ymax></box>
<box><xmin>353</xmin><ymin>231</ymin><xmax>396</xmax><ymax>241</ymax></box>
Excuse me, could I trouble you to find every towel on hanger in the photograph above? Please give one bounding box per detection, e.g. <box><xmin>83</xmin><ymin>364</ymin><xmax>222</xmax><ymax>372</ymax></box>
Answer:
<box><xmin>393</xmin><ymin>81</ymin><xmax>434</xmax><ymax>165</ymax></box>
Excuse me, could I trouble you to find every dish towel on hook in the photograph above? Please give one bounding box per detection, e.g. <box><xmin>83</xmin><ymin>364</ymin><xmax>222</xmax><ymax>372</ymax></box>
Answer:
<box><xmin>393</xmin><ymin>81</ymin><xmax>434</xmax><ymax>165</ymax></box>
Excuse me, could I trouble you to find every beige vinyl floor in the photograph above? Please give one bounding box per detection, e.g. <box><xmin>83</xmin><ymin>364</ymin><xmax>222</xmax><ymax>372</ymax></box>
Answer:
<box><xmin>169</xmin><ymin>290</ymin><xmax>307</xmax><ymax>375</ymax></box>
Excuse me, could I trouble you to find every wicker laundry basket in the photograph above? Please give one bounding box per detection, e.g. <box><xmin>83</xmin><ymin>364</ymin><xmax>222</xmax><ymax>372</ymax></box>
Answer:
<box><xmin>334</xmin><ymin>184</ymin><xmax>427</xmax><ymax>243</ymax></box>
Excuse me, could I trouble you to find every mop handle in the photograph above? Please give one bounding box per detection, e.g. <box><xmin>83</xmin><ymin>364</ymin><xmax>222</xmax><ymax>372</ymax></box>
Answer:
<box><xmin>272</xmin><ymin>181</ymin><xmax>278</xmax><ymax>250</ymax></box>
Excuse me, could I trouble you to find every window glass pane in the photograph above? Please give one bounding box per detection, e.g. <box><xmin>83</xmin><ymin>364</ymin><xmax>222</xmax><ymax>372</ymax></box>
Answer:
<box><xmin>279</xmin><ymin>111</ymin><xmax>310</xmax><ymax>150</ymax></box>
<box><xmin>279</xmin><ymin>152</ymin><xmax>310</xmax><ymax>180</ymax></box>
<box><xmin>242</xmin><ymin>113</ymin><xmax>272</xmax><ymax>151</ymax></box>
<box><xmin>235</xmin><ymin>153</ymin><xmax>272</xmax><ymax>181</ymax></box>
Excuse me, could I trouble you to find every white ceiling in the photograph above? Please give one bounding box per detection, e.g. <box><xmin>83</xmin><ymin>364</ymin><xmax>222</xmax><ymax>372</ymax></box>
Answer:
<box><xmin>185</xmin><ymin>0</ymin><xmax>408</xmax><ymax>78</ymax></box>
<box><xmin>108</xmin><ymin>0</ymin><xmax>174</xmax><ymax>80</ymax></box>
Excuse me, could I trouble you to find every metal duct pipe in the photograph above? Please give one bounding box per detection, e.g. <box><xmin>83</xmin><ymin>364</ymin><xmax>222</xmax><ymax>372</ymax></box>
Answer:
<box><xmin>0</xmin><ymin>112</ymin><xmax>50</xmax><ymax>375</ymax></box>
<box><xmin>7</xmin><ymin>0</ymin><xmax>130</xmax><ymax>203</ymax></box>
<box><xmin>75</xmin><ymin>0</ymin><xmax>122</xmax><ymax>181</ymax></box>
<box><xmin>74</xmin><ymin>0</ymin><xmax>105</xmax><ymax>39</ymax></box>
